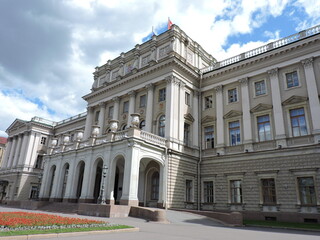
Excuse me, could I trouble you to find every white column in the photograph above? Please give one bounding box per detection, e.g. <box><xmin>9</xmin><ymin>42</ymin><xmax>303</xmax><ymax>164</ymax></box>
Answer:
<box><xmin>24</xmin><ymin>132</ymin><xmax>36</xmax><ymax>168</ymax></box>
<box><xmin>178</xmin><ymin>82</ymin><xmax>185</xmax><ymax>143</ymax></box>
<box><xmin>268</xmin><ymin>69</ymin><xmax>286</xmax><ymax>144</ymax></box>
<box><xmin>120</xmin><ymin>144</ymin><xmax>140</xmax><ymax>206</ymax></box>
<box><xmin>127</xmin><ymin>91</ymin><xmax>136</xmax><ymax>127</ymax></box>
<box><xmin>63</xmin><ymin>162</ymin><xmax>76</xmax><ymax>201</ymax></box>
<box><xmin>112</xmin><ymin>97</ymin><xmax>120</xmax><ymax>121</ymax></box>
<box><xmin>83</xmin><ymin>106</ymin><xmax>94</xmax><ymax>140</ymax></box>
<box><xmin>301</xmin><ymin>58</ymin><xmax>320</xmax><ymax>135</ymax></box>
<box><xmin>39</xmin><ymin>160</ymin><xmax>51</xmax><ymax>199</ymax></box>
<box><xmin>145</xmin><ymin>83</ymin><xmax>154</xmax><ymax>132</ymax></box>
<box><xmin>18</xmin><ymin>132</ymin><xmax>30</xmax><ymax>167</ymax></box>
<box><xmin>158</xmin><ymin>164</ymin><xmax>165</xmax><ymax>206</ymax></box>
<box><xmin>7</xmin><ymin>136</ymin><xmax>17</xmax><ymax>168</ymax></box>
<box><xmin>239</xmin><ymin>78</ymin><xmax>253</xmax><ymax>148</ymax></box>
<box><xmin>192</xmin><ymin>90</ymin><xmax>199</xmax><ymax>147</ymax></box>
<box><xmin>1</xmin><ymin>137</ymin><xmax>12</xmax><ymax>169</ymax></box>
<box><xmin>215</xmin><ymin>85</ymin><xmax>225</xmax><ymax>148</ymax></box>
<box><xmin>29</xmin><ymin>133</ymin><xmax>40</xmax><ymax>167</ymax></box>
<box><xmin>80</xmin><ymin>160</ymin><xmax>93</xmax><ymax>201</ymax></box>
<box><xmin>12</xmin><ymin>134</ymin><xmax>22</xmax><ymax>168</ymax></box>
<box><xmin>165</xmin><ymin>76</ymin><xmax>179</xmax><ymax>141</ymax></box>
<box><xmin>50</xmin><ymin>160</ymin><xmax>62</xmax><ymax>199</ymax></box>
<box><xmin>98</xmin><ymin>102</ymin><xmax>106</xmax><ymax>136</ymax></box>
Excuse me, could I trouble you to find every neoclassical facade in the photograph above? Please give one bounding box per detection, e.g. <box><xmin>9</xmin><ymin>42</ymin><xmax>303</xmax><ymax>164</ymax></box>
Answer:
<box><xmin>1</xmin><ymin>24</ymin><xmax>320</xmax><ymax>222</ymax></box>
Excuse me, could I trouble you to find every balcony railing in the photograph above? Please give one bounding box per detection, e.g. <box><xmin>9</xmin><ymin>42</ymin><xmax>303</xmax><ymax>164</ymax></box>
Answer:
<box><xmin>49</xmin><ymin>128</ymin><xmax>167</xmax><ymax>155</ymax></box>
<box><xmin>201</xmin><ymin>24</ymin><xmax>320</xmax><ymax>74</ymax></box>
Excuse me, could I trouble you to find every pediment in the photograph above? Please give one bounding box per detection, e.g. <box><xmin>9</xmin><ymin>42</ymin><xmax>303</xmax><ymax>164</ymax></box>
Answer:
<box><xmin>250</xmin><ymin>103</ymin><xmax>273</xmax><ymax>113</ymax></box>
<box><xmin>201</xmin><ymin>115</ymin><xmax>216</xmax><ymax>123</ymax></box>
<box><xmin>282</xmin><ymin>95</ymin><xmax>308</xmax><ymax>106</ymax></box>
<box><xmin>184</xmin><ymin>113</ymin><xmax>195</xmax><ymax>122</ymax></box>
<box><xmin>223</xmin><ymin>110</ymin><xmax>242</xmax><ymax>119</ymax></box>
<box><xmin>7</xmin><ymin>119</ymin><xmax>27</xmax><ymax>131</ymax></box>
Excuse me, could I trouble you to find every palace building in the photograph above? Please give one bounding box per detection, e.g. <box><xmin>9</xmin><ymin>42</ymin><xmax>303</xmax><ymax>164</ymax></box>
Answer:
<box><xmin>1</xmin><ymin>24</ymin><xmax>320</xmax><ymax>222</ymax></box>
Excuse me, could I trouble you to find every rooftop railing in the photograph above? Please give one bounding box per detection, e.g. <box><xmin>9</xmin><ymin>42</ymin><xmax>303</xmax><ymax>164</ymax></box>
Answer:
<box><xmin>201</xmin><ymin>24</ymin><xmax>320</xmax><ymax>74</ymax></box>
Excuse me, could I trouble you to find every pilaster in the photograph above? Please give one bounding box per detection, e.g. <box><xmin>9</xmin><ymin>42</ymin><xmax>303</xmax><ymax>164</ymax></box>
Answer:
<box><xmin>127</xmin><ymin>91</ymin><xmax>136</xmax><ymax>127</ymax></box>
<box><xmin>98</xmin><ymin>102</ymin><xmax>106</xmax><ymax>136</ymax></box>
<box><xmin>192</xmin><ymin>90</ymin><xmax>199</xmax><ymax>147</ymax></box>
<box><xmin>145</xmin><ymin>83</ymin><xmax>154</xmax><ymax>132</ymax></box>
<box><xmin>215</xmin><ymin>85</ymin><xmax>225</xmax><ymax>148</ymax></box>
<box><xmin>83</xmin><ymin>106</ymin><xmax>94</xmax><ymax>140</ymax></box>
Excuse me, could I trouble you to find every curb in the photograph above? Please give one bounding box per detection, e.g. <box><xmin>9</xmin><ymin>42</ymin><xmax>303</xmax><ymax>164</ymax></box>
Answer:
<box><xmin>245</xmin><ymin>224</ymin><xmax>320</xmax><ymax>232</ymax></box>
<box><xmin>0</xmin><ymin>227</ymin><xmax>139</xmax><ymax>240</ymax></box>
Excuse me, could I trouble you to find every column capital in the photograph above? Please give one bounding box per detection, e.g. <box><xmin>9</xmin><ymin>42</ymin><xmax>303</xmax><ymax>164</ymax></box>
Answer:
<box><xmin>215</xmin><ymin>85</ymin><xmax>223</xmax><ymax>93</ymax></box>
<box><xmin>99</xmin><ymin>102</ymin><xmax>106</xmax><ymax>108</ymax></box>
<box><xmin>87</xmin><ymin>106</ymin><xmax>94</xmax><ymax>112</ymax></box>
<box><xmin>128</xmin><ymin>90</ymin><xmax>136</xmax><ymax>97</ymax></box>
<box><xmin>165</xmin><ymin>75</ymin><xmax>179</xmax><ymax>85</ymax></box>
<box><xmin>145</xmin><ymin>83</ymin><xmax>154</xmax><ymax>91</ymax></box>
<box><xmin>179</xmin><ymin>81</ymin><xmax>186</xmax><ymax>89</ymax></box>
<box><xmin>267</xmin><ymin>68</ymin><xmax>278</xmax><ymax>77</ymax></box>
<box><xmin>112</xmin><ymin>96</ymin><xmax>120</xmax><ymax>103</ymax></box>
<box><xmin>239</xmin><ymin>77</ymin><xmax>249</xmax><ymax>86</ymax></box>
<box><xmin>301</xmin><ymin>57</ymin><xmax>313</xmax><ymax>69</ymax></box>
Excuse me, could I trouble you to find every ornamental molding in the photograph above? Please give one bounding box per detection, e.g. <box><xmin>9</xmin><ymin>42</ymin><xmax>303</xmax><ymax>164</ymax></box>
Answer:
<box><xmin>267</xmin><ymin>68</ymin><xmax>278</xmax><ymax>77</ymax></box>
<box><xmin>301</xmin><ymin>57</ymin><xmax>313</xmax><ymax>69</ymax></box>
<box><xmin>184</xmin><ymin>113</ymin><xmax>195</xmax><ymax>122</ymax></box>
<box><xmin>201</xmin><ymin>115</ymin><xmax>216</xmax><ymax>123</ymax></box>
<box><xmin>282</xmin><ymin>95</ymin><xmax>308</xmax><ymax>106</ymax></box>
<box><xmin>239</xmin><ymin>77</ymin><xmax>248</xmax><ymax>86</ymax></box>
<box><xmin>223</xmin><ymin>110</ymin><xmax>242</xmax><ymax>119</ymax></box>
<box><xmin>250</xmin><ymin>103</ymin><xmax>273</xmax><ymax>113</ymax></box>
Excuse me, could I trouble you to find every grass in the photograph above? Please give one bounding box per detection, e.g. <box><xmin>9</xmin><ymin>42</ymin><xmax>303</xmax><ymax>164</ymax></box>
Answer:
<box><xmin>0</xmin><ymin>225</ymin><xmax>133</xmax><ymax>236</ymax></box>
<box><xmin>244</xmin><ymin>220</ymin><xmax>320</xmax><ymax>230</ymax></box>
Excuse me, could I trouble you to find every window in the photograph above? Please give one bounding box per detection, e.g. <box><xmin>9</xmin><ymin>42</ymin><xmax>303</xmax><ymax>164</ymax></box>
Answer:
<box><xmin>40</xmin><ymin>137</ymin><xmax>46</xmax><ymax>145</ymax></box>
<box><xmin>159</xmin><ymin>88</ymin><xmax>166</xmax><ymax>102</ymax></box>
<box><xmin>29</xmin><ymin>186</ymin><xmax>38</xmax><ymax>199</ymax></box>
<box><xmin>230</xmin><ymin>180</ymin><xmax>242</xmax><ymax>203</ymax></box>
<box><xmin>298</xmin><ymin>177</ymin><xmax>316</xmax><ymax>205</ymax></box>
<box><xmin>94</xmin><ymin>111</ymin><xmax>100</xmax><ymax>124</ymax></box>
<box><xmin>204</xmin><ymin>126</ymin><xmax>214</xmax><ymax>149</ymax></box>
<box><xmin>261</xmin><ymin>178</ymin><xmax>276</xmax><ymax>204</ymax></box>
<box><xmin>140</xmin><ymin>95</ymin><xmax>146</xmax><ymax>108</ymax></box>
<box><xmin>186</xmin><ymin>179</ymin><xmax>193</xmax><ymax>202</ymax></box>
<box><xmin>229</xmin><ymin>121</ymin><xmax>240</xmax><ymax>146</ymax></box>
<box><xmin>185</xmin><ymin>92</ymin><xmax>191</xmax><ymax>106</ymax></box>
<box><xmin>204</xmin><ymin>96</ymin><xmax>213</xmax><ymax>109</ymax></box>
<box><xmin>286</xmin><ymin>71</ymin><xmax>299</xmax><ymax>88</ymax></box>
<box><xmin>203</xmin><ymin>181</ymin><xmax>214</xmax><ymax>203</ymax></box>
<box><xmin>228</xmin><ymin>88</ymin><xmax>238</xmax><ymax>103</ymax></box>
<box><xmin>139</xmin><ymin>120</ymin><xmax>146</xmax><ymax>130</ymax></box>
<box><xmin>151</xmin><ymin>172</ymin><xmax>159</xmax><ymax>200</ymax></box>
<box><xmin>35</xmin><ymin>155</ymin><xmax>43</xmax><ymax>169</ymax></box>
<box><xmin>184</xmin><ymin>123</ymin><xmax>190</xmax><ymax>145</ymax></box>
<box><xmin>255</xmin><ymin>80</ymin><xmax>266</xmax><ymax>96</ymax></box>
<box><xmin>108</xmin><ymin>106</ymin><xmax>114</xmax><ymax>119</ymax></box>
<box><xmin>158</xmin><ymin>115</ymin><xmax>165</xmax><ymax>137</ymax></box>
<box><xmin>123</xmin><ymin>101</ymin><xmax>129</xmax><ymax>113</ymax></box>
<box><xmin>257</xmin><ymin>115</ymin><xmax>271</xmax><ymax>141</ymax></box>
<box><xmin>290</xmin><ymin>108</ymin><xmax>307</xmax><ymax>137</ymax></box>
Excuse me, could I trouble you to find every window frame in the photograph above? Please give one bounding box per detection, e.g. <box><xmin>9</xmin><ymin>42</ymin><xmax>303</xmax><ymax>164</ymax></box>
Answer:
<box><xmin>228</xmin><ymin>120</ymin><xmax>241</xmax><ymax>146</ymax></box>
<box><xmin>227</xmin><ymin>88</ymin><xmax>238</xmax><ymax>103</ymax></box>
<box><xmin>139</xmin><ymin>94</ymin><xmax>147</xmax><ymax>108</ymax></box>
<box><xmin>185</xmin><ymin>179</ymin><xmax>194</xmax><ymax>203</ymax></box>
<box><xmin>185</xmin><ymin>92</ymin><xmax>191</xmax><ymax>106</ymax></box>
<box><xmin>204</xmin><ymin>125</ymin><xmax>214</xmax><ymax>149</ymax></box>
<box><xmin>158</xmin><ymin>115</ymin><xmax>165</xmax><ymax>137</ymax></box>
<box><xmin>123</xmin><ymin>101</ymin><xmax>129</xmax><ymax>113</ymax></box>
<box><xmin>261</xmin><ymin>178</ymin><xmax>277</xmax><ymax>205</ymax></box>
<box><xmin>202</xmin><ymin>179</ymin><xmax>215</xmax><ymax>204</ymax></box>
<box><xmin>204</xmin><ymin>95</ymin><xmax>213</xmax><ymax>109</ymax></box>
<box><xmin>108</xmin><ymin>106</ymin><xmax>114</xmax><ymax>119</ymax></box>
<box><xmin>253</xmin><ymin>79</ymin><xmax>267</xmax><ymax>97</ymax></box>
<box><xmin>229</xmin><ymin>179</ymin><xmax>243</xmax><ymax>204</ymax></box>
<box><xmin>289</xmin><ymin>107</ymin><xmax>308</xmax><ymax>137</ymax></box>
<box><xmin>40</xmin><ymin>137</ymin><xmax>47</xmax><ymax>145</ymax></box>
<box><xmin>159</xmin><ymin>88</ymin><xmax>166</xmax><ymax>102</ymax></box>
<box><xmin>297</xmin><ymin>176</ymin><xmax>317</xmax><ymax>206</ymax></box>
<box><xmin>257</xmin><ymin>114</ymin><xmax>272</xmax><ymax>142</ymax></box>
<box><xmin>285</xmin><ymin>70</ymin><xmax>300</xmax><ymax>89</ymax></box>
<box><xmin>183</xmin><ymin>123</ymin><xmax>191</xmax><ymax>146</ymax></box>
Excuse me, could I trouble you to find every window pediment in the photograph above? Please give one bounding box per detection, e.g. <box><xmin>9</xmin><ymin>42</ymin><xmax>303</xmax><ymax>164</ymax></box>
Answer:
<box><xmin>282</xmin><ymin>95</ymin><xmax>308</xmax><ymax>106</ymax></box>
<box><xmin>184</xmin><ymin>113</ymin><xmax>195</xmax><ymax>122</ymax></box>
<box><xmin>250</xmin><ymin>103</ymin><xmax>273</xmax><ymax>113</ymax></box>
<box><xmin>201</xmin><ymin>115</ymin><xmax>216</xmax><ymax>123</ymax></box>
<box><xmin>223</xmin><ymin>110</ymin><xmax>242</xmax><ymax>119</ymax></box>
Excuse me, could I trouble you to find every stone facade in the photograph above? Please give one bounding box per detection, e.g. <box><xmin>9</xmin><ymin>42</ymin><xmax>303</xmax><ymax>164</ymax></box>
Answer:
<box><xmin>1</xmin><ymin>24</ymin><xmax>320</xmax><ymax>222</ymax></box>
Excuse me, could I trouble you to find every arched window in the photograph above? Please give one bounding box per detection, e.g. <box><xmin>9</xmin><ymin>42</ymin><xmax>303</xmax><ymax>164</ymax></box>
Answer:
<box><xmin>158</xmin><ymin>115</ymin><xmax>165</xmax><ymax>137</ymax></box>
<box><xmin>139</xmin><ymin>120</ymin><xmax>146</xmax><ymax>130</ymax></box>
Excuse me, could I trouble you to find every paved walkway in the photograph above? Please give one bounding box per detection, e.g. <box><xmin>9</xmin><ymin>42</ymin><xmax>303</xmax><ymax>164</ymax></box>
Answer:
<box><xmin>0</xmin><ymin>206</ymin><xmax>319</xmax><ymax>240</ymax></box>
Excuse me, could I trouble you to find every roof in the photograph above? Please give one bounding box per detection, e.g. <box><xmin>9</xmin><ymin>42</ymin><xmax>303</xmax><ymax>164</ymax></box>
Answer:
<box><xmin>0</xmin><ymin>137</ymin><xmax>7</xmax><ymax>145</ymax></box>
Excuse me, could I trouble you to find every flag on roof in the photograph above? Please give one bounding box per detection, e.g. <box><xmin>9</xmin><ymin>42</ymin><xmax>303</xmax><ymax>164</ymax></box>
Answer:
<box><xmin>168</xmin><ymin>18</ymin><xmax>173</xmax><ymax>30</ymax></box>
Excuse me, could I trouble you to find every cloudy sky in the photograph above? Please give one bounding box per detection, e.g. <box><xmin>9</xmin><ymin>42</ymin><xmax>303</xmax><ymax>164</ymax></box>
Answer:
<box><xmin>0</xmin><ymin>0</ymin><xmax>319</xmax><ymax>137</ymax></box>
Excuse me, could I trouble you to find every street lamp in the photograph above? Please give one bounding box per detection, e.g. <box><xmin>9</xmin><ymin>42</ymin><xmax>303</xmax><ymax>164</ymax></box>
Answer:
<box><xmin>99</xmin><ymin>165</ymin><xmax>108</xmax><ymax>205</ymax></box>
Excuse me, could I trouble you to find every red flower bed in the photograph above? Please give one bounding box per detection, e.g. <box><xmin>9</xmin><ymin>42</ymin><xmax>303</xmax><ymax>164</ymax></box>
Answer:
<box><xmin>0</xmin><ymin>212</ymin><xmax>104</xmax><ymax>228</ymax></box>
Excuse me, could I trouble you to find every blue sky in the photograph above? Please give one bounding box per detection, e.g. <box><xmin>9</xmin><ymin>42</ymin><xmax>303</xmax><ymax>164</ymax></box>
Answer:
<box><xmin>0</xmin><ymin>0</ymin><xmax>320</xmax><ymax>137</ymax></box>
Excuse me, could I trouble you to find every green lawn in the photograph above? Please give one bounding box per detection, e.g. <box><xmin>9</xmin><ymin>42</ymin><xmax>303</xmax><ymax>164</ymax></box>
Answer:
<box><xmin>0</xmin><ymin>225</ymin><xmax>133</xmax><ymax>236</ymax></box>
<box><xmin>244</xmin><ymin>220</ymin><xmax>320</xmax><ymax>230</ymax></box>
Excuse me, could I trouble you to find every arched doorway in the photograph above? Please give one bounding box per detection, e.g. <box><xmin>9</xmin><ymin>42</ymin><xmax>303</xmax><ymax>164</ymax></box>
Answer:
<box><xmin>93</xmin><ymin>160</ymin><xmax>103</xmax><ymax>203</ymax></box>
<box><xmin>113</xmin><ymin>157</ymin><xmax>125</xmax><ymax>204</ymax></box>
<box><xmin>138</xmin><ymin>159</ymin><xmax>162</xmax><ymax>207</ymax></box>
<box><xmin>76</xmin><ymin>161</ymin><xmax>85</xmax><ymax>201</ymax></box>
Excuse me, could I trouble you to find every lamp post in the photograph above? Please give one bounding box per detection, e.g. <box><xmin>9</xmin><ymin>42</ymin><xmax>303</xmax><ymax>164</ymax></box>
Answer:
<box><xmin>99</xmin><ymin>165</ymin><xmax>108</xmax><ymax>204</ymax></box>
